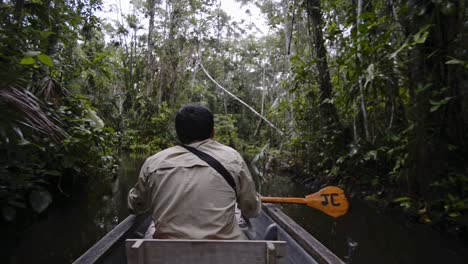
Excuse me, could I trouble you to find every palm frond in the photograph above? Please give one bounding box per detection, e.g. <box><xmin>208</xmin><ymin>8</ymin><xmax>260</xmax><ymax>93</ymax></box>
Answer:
<box><xmin>0</xmin><ymin>85</ymin><xmax>66</xmax><ymax>142</ymax></box>
<box><xmin>33</xmin><ymin>76</ymin><xmax>70</xmax><ymax>104</ymax></box>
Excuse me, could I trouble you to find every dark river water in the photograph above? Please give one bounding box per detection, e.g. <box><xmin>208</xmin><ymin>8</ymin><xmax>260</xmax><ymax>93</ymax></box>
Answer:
<box><xmin>6</xmin><ymin>155</ymin><xmax>468</xmax><ymax>263</ymax></box>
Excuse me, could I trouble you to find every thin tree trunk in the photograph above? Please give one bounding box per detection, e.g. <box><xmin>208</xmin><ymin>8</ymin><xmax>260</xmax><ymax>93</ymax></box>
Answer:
<box><xmin>282</xmin><ymin>0</ymin><xmax>295</xmax><ymax>62</ymax></box>
<box><xmin>305</xmin><ymin>0</ymin><xmax>340</xmax><ymax>128</ymax></box>
<box><xmin>145</xmin><ymin>0</ymin><xmax>156</xmax><ymax>97</ymax></box>
<box><xmin>255</xmin><ymin>67</ymin><xmax>266</xmax><ymax>136</ymax></box>
<box><xmin>356</xmin><ymin>0</ymin><xmax>370</xmax><ymax>141</ymax></box>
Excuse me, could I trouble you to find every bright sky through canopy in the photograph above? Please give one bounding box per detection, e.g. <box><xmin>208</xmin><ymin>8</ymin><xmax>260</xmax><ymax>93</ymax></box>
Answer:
<box><xmin>97</xmin><ymin>0</ymin><xmax>269</xmax><ymax>37</ymax></box>
<box><xmin>220</xmin><ymin>0</ymin><xmax>269</xmax><ymax>36</ymax></box>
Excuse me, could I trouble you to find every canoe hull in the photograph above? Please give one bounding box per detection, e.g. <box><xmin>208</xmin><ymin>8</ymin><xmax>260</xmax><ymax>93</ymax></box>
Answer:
<box><xmin>74</xmin><ymin>204</ymin><xmax>344</xmax><ymax>264</ymax></box>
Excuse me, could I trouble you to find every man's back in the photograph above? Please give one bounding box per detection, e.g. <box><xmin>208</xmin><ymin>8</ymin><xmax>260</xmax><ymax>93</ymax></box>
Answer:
<box><xmin>128</xmin><ymin>139</ymin><xmax>261</xmax><ymax>240</ymax></box>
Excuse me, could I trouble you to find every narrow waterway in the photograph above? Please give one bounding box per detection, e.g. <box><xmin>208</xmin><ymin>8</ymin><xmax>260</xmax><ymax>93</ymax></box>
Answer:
<box><xmin>259</xmin><ymin>173</ymin><xmax>468</xmax><ymax>264</ymax></box>
<box><xmin>6</xmin><ymin>155</ymin><xmax>468</xmax><ymax>263</ymax></box>
<box><xmin>6</xmin><ymin>156</ymin><xmax>142</xmax><ymax>264</ymax></box>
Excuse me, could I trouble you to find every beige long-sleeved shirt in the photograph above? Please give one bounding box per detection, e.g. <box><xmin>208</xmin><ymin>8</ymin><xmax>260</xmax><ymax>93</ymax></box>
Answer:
<box><xmin>128</xmin><ymin>139</ymin><xmax>261</xmax><ymax>240</ymax></box>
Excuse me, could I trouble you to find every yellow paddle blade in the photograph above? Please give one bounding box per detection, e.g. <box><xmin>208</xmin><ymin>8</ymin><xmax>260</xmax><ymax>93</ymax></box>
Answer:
<box><xmin>305</xmin><ymin>186</ymin><xmax>349</xmax><ymax>218</ymax></box>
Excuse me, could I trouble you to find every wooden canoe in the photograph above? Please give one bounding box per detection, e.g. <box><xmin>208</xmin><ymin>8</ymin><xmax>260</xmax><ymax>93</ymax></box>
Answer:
<box><xmin>73</xmin><ymin>204</ymin><xmax>344</xmax><ymax>264</ymax></box>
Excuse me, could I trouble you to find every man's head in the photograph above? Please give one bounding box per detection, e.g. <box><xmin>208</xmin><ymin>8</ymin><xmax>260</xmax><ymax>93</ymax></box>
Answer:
<box><xmin>175</xmin><ymin>103</ymin><xmax>214</xmax><ymax>144</ymax></box>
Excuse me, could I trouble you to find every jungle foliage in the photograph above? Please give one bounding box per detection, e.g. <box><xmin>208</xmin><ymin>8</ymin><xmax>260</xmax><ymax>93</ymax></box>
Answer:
<box><xmin>279</xmin><ymin>0</ymin><xmax>468</xmax><ymax>233</ymax></box>
<box><xmin>0</xmin><ymin>0</ymin><xmax>119</xmax><ymax>222</ymax></box>
<box><xmin>1</xmin><ymin>0</ymin><xmax>467</xmax><ymax>239</ymax></box>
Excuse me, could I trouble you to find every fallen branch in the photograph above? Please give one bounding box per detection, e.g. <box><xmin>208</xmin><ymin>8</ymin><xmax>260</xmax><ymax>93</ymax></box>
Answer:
<box><xmin>200</xmin><ymin>63</ymin><xmax>283</xmax><ymax>136</ymax></box>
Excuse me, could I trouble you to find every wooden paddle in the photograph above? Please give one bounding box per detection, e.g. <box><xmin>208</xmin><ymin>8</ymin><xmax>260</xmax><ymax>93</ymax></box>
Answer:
<box><xmin>260</xmin><ymin>186</ymin><xmax>349</xmax><ymax>218</ymax></box>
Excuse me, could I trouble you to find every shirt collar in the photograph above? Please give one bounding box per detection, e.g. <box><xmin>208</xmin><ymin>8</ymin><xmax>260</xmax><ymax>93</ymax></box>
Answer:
<box><xmin>187</xmin><ymin>138</ymin><xmax>213</xmax><ymax>148</ymax></box>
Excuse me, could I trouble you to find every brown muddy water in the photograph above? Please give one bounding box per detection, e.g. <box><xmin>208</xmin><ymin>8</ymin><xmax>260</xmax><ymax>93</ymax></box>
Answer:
<box><xmin>5</xmin><ymin>155</ymin><xmax>468</xmax><ymax>263</ymax></box>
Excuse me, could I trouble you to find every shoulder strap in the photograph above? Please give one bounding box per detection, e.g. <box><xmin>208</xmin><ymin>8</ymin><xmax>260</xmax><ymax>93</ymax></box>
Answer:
<box><xmin>181</xmin><ymin>144</ymin><xmax>238</xmax><ymax>199</ymax></box>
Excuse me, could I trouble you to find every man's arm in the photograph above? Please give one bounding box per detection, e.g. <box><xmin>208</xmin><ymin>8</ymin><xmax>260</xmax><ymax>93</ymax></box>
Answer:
<box><xmin>237</xmin><ymin>158</ymin><xmax>262</xmax><ymax>219</ymax></box>
<box><xmin>128</xmin><ymin>159</ymin><xmax>149</xmax><ymax>215</ymax></box>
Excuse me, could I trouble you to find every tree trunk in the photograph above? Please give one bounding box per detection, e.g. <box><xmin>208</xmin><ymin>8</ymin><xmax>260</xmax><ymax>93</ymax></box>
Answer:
<box><xmin>407</xmin><ymin>0</ymin><xmax>466</xmax><ymax>198</ymax></box>
<box><xmin>255</xmin><ymin>67</ymin><xmax>266</xmax><ymax>137</ymax></box>
<box><xmin>282</xmin><ymin>0</ymin><xmax>295</xmax><ymax>64</ymax></box>
<box><xmin>356</xmin><ymin>0</ymin><xmax>370</xmax><ymax>141</ymax></box>
<box><xmin>305</xmin><ymin>0</ymin><xmax>341</xmax><ymax>128</ymax></box>
<box><xmin>145</xmin><ymin>0</ymin><xmax>156</xmax><ymax>98</ymax></box>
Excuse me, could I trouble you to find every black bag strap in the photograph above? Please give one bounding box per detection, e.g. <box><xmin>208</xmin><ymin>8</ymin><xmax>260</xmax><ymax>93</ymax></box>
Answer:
<box><xmin>181</xmin><ymin>144</ymin><xmax>238</xmax><ymax>199</ymax></box>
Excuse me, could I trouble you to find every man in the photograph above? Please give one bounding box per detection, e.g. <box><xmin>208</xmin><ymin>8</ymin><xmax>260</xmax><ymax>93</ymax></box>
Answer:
<box><xmin>128</xmin><ymin>103</ymin><xmax>261</xmax><ymax>240</ymax></box>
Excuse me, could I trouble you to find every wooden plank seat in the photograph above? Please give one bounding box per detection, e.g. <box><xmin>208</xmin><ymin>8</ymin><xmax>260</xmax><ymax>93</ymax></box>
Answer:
<box><xmin>125</xmin><ymin>239</ymin><xmax>287</xmax><ymax>264</ymax></box>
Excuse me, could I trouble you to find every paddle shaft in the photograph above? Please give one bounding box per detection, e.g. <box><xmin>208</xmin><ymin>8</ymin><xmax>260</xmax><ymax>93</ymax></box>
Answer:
<box><xmin>261</xmin><ymin>197</ymin><xmax>307</xmax><ymax>204</ymax></box>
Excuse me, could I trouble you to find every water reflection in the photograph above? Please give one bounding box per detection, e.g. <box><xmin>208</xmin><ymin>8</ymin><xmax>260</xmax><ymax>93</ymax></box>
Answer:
<box><xmin>6</xmin><ymin>155</ymin><xmax>145</xmax><ymax>264</ymax></box>
<box><xmin>260</xmin><ymin>173</ymin><xmax>468</xmax><ymax>264</ymax></box>
<box><xmin>344</xmin><ymin>237</ymin><xmax>359</xmax><ymax>264</ymax></box>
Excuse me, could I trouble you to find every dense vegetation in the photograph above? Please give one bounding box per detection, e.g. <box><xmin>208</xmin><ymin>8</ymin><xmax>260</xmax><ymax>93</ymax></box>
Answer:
<box><xmin>1</xmin><ymin>0</ymin><xmax>467</xmax><ymax>241</ymax></box>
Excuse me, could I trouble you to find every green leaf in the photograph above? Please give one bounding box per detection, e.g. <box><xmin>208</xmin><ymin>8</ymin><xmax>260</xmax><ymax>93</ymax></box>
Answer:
<box><xmin>445</xmin><ymin>59</ymin><xmax>465</xmax><ymax>65</ymax></box>
<box><xmin>29</xmin><ymin>190</ymin><xmax>53</xmax><ymax>213</ymax></box>
<box><xmin>37</xmin><ymin>54</ymin><xmax>54</xmax><ymax>67</ymax></box>
<box><xmin>413</xmin><ymin>30</ymin><xmax>429</xmax><ymax>44</ymax></box>
<box><xmin>364</xmin><ymin>150</ymin><xmax>377</xmax><ymax>161</ymax></box>
<box><xmin>389</xmin><ymin>41</ymin><xmax>409</xmax><ymax>59</ymax></box>
<box><xmin>429</xmin><ymin>97</ymin><xmax>452</xmax><ymax>112</ymax></box>
<box><xmin>20</xmin><ymin>57</ymin><xmax>36</xmax><ymax>65</ymax></box>
<box><xmin>393</xmin><ymin>197</ymin><xmax>411</xmax><ymax>203</ymax></box>
<box><xmin>448</xmin><ymin>212</ymin><xmax>460</xmax><ymax>218</ymax></box>
<box><xmin>430</xmin><ymin>104</ymin><xmax>441</xmax><ymax>112</ymax></box>
<box><xmin>93</xmin><ymin>52</ymin><xmax>107</xmax><ymax>63</ymax></box>
<box><xmin>38</xmin><ymin>30</ymin><xmax>54</xmax><ymax>38</ymax></box>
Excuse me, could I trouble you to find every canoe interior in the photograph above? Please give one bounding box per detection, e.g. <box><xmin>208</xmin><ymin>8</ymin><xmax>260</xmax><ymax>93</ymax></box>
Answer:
<box><xmin>125</xmin><ymin>239</ymin><xmax>287</xmax><ymax>264</ymax></box>
<box><xmin>246</xmin><ymin>205</ymin><xmax>319</xmax><ymax>264</ymax></box>
<box><xmin>73</xmin><ymin>204</ymin><xmax>344</xmax><ymax>264</ymax></box>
